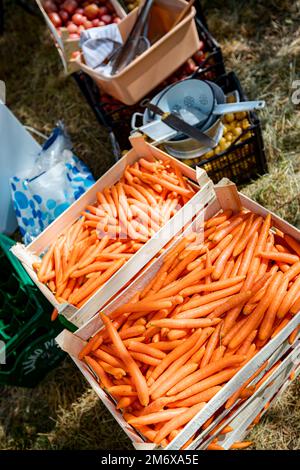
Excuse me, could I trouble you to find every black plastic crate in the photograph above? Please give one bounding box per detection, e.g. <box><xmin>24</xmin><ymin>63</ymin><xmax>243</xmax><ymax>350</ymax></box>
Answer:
<box><xmin>0</xmin><ymin>233</ymin><xmax>65</xmax><ymax>388</ymax></box>
<box><xmin>194</xmin><ymin>72</ymin><xmax>268</xmax><ymax>185</ymax></box>
<box><xmin>73</xmin><ymin>17</ymin><xmax>226</xmax><ymax>156</ymax></box>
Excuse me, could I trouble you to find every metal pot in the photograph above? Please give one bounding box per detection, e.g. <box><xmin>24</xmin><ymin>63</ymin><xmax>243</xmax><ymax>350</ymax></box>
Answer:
<box><xmin>131</xmin><ymin>78</ymin><xmax>262</xmax><ymax>159</ymax></box>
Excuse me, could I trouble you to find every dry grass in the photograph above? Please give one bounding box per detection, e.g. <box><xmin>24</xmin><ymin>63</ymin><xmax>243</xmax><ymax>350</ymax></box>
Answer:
<box><xmin>0</xmin><ymin>0</ymin><xmax>299</xmax><ymax>450</ymax></box>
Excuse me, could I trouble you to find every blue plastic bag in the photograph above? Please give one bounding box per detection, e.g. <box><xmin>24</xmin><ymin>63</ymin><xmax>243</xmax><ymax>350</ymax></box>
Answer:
<box><xmin>10</xmin><ymin>123</ymin><xmax>95</xmax><ymax>244</ymax></box>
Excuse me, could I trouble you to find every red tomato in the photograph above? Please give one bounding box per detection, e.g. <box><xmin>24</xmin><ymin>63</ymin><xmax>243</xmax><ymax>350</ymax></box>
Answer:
<box><xmin>193</xmin><ymin>50</ymin><xmax>205</xmax><ymax>65</ymax></box>
<box><xmin>62</xmin><ymin>0</ymin><xmax>78</xmax><ymax>15</ymax></box>
<box><xmin>84</xmin><ymin>4</ymin><xmax>99</xmax><ymax>20</ymax></box>
<box><xmin>97</xmin><ymin>6</ymin><xmax>108</xmax><ymax>16</ymax></box>
<box><xmin>69</xmin><ymin>32</ymin><xmax>80</xmax><ymax>38</ymax></box>
<box><xmin>67</xmin><ymin>23</ymin><xmax>78</xmax><ymax>33</ymax></box>
<box><xmin>83</xmin><ymin>20</ymin><xmax>93</xmax><ymax>29</ymax></box>
<box><xmin>43</xmin><ymin>0</ymin><xmax>58</xmax><ymax>13</ymax></box>
<box><xmin>49</xmin><ymin>12</ymin><xmax>62</xmax><ymax>27</ymax></box>
<box><xmin>75</xmin><ymin>7</ymin><xmax>84</xmax><ymax>15</ymax></box>
<box><xmin>113</xmin><ymin>17</ymin><xmax>121</xmax><ymax>24</ymax></box>
<box><xmin>72</xmin><ymin>13</ymin><xmax>85</xmax><ymax>25</ymax></box>
<box><xmin>198</xmin><ymin>40</ymin><xmax>205</xmax><ymax>51</ymax></box>
<box><xmin>59</xmin><ymin>9</ymin><xmax>69</xmax><ymax>23</ymax></box>
<box><xmin>106</xmin><ymin>3</ymin><xmax>115</xmax><ymax>13</ymax></box>
<box><xmin>92</xmin><ymin>18</ymin><xmax>100</xmax><ymax>26</ymax></box>
<box><xmin>100</xmin><ymin>14</ymin><xmax>112</xmax><ymax>24</ymax></box>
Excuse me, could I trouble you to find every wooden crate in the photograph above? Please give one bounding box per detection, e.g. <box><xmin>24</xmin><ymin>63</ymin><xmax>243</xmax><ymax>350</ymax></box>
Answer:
<box><xmin>56</xmin><ymin>173</ymin><xmax>300</xmax><ymax>449</ymax></box>
<box><xmin>11</xmin><ymin>137</ymin><xmax>208</xmax><ymax>329</ymax></box>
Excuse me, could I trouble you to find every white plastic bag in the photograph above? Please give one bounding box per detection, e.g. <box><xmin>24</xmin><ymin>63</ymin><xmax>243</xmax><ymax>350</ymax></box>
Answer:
<box><xmin>10</xmin><ymin>122</ymin><xmax>95</xmax><ymax>244</ymax></box>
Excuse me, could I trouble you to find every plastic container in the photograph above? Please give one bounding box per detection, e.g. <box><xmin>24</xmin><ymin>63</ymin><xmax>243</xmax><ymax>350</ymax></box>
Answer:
<box><xmin>0</xmin><ymin>328</ymin><xmax>65</xmax><ymax>387</ymax></box>
<box><xmin>35</xmin><ymin>0</ymin><xmax>127</xmax><ymax>74</ymax></box>
<box><xmin>75</xmin><ymin>0</ymin><xmax>201</xmax><ymax>105</ymax></box>
<box><xmin>73</xmin><ymin>17</ymin><xmax>226</xmax><ymax>152</ymax></box>
<box><xmin>0</xmin><ymin>104</ymin><xmax>41</xmax><ymax>234</ymax></box>
<box><xmin>0</xmin><ymin>233</ymin><xmax>65</xmax><ymax>387</ymax></box>
<box><xmin>188</xmin><ymin>72</ymin><xmax>268</xmax><ymax>185</ymax></box>
<box><xmin>56</xmin><ymin>175</ymin><xmax>300</xmax><ymax>449</ymax></box>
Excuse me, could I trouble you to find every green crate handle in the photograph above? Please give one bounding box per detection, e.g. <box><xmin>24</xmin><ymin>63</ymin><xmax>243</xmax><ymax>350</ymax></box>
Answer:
<box><xmin>0</xmin><ymin>233</ymin><xmax>34</xmax><ymax>288</ymax></box>
<box><xmin>58</xmin><ymin>314</ymin><xmax>78</xmax><ymax>333</ymax></box>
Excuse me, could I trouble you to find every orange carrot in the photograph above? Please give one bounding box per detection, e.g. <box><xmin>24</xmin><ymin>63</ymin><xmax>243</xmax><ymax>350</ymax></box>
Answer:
<box><xmin>233</xmin><ymin>215</ymin><xmax>262</xmax><ymax>257</ymax></box>
<box><xmin>148</xmin><ymin>318</ymin><xmax>220</xmax><ymax>329</ymax></box>
<box><xmin>130</xmin><ymin>352</ymin><xmax>161</xmax><ymax>366</ymax></box>
<box><xmin>37</xmin><ymin>243</ymin><xmax>56</xmax><ymax>281</ymax></box>
<box><xmin>228</xmin><ymin>271</ymin><xmax>282</xmax><ymax>350</ymax></box>
<box><xmin>51</xmin><ymin>308</ymin><xmax>58</xmax><ymax>322</ymax></box>
<box><xmin>210</xmin><ymin>345</ymin><xmax>226</xmax><ymax>363</ymax></box>
<box><xmin>284</xmin><ymin>234</ymin><xmax>300</xmax><ymax>257</ymax></box>
<box><xmin>288</xmin><ymin>326</ymin><xmax>300</xmax><ymax>345</ymax></box>
<box><xmin>100</xmin><ymin>313</ymin><xmax>149</xmax><ymax>406</ymax></box>
<box><xmin>220</xmin><ymin>260</ymin><xmax>235</xmax><ymax>280</ymax></box>
<box><xmin>225</xmin><ymin>361</ymin><xmax>268</xmax><ymax>409</ymax></box>
<box><xmin>84</xmin><ymin>356</ymin><xmax>113</xmax><ymax>388</ymax></box>
<box><xmin>236</xmin><ymin>329</ymin><xmax>257</xmax><ymax>356</ymax></box>
<box><xmin>208</xmin><ymin>291</ymin><xmax>252</xmax><ymax>319</ymax></box>
<box><xmin>128</xmin><ymin>408</ymin><xmax>188</xmax><ymax>426</ymax></box>
<box><xmin>259</xmin><ymin>273</ymin><xmax>288</xmax><ymax>340</ymax></box>
<box><xmin>283</xmin><ymin>260</ymin><xmax>300</xmax><ymax>281</ymax></box>
<box><xmin>92</xmin><ymin>348</ymin><xmax>124</xmax><ymax>369</ymax></box>
<box><xmin>254</xmin><ymin>361</ymin><xmax>281</xmax><ymax>390</ymax></box>
<box><xmin>149</xmin><ymin>329</ymin><xmax>213</xmax><ymax>394</ymax></box>
<box><xmin>277</xmin><ymin>275</ymin><xmax>300</xmax><ymax>319</ymax></box>
<box><xmin>146</xmin><ymin>329</ymin><xmax>202</xmax><ymax>384</ymax></box>
<box><xmin>191</xmin><ymin>345</ymin><xmax>206</xmax><ymax>363</ymax></box>
<box><xmin>238</xmin><ymin>231</ymin><xmax>259</xmax><ymax>276</ymax></box>
<box><xmin>154</xmin><ymin>402</ymin><xmax>206</xmax><ymax>444</ymax></box>
<box><xmin>107</xmin><ymin>385</ymin><xmax>137</xmax><ymax>396</ymax></box>
<box><xmin>69</xmin><ymin>258</ymin><xmax>126</xmax><ymax>305</ymax></box>
<box><xmin>206</xmin><ymin>210</ymin><xmax>233</xmax><ymax>228</ymax></box>
<box><xmin>168</xmin><ymin>386</ymin><xmax>222</xmax><ymax>408</ymax></box>
<box><xmin>200</xmin><ymin>323</ymin><xmax>222</xmax><ymax>368</ymax></box>
<box><xmin>79</xmin><ymin>331</ymin><xmax>103</xmax><ymax>360</ymax></box>
<box><xmin>290</xmin><ymin>296</ymin><xmax>300</xmax><ymax>314</ymax></box>
<box><xmin>209</xmin><ymin>213</ymin><xmax>248</xmax><ymax>244</ymax></box>
<box><xmin>116</xmin><ymin>396</ymin><xmax>136</xmax><ymax>409</ymax></box>
<box><xmin>151</xmin><ymin>362</ymin><xmax>199</xmax><ymax>400</ymax></box>
<box><xmin>119</xmin><ymin>325</ymin><xmax>146</xmax><ymax>340</ymax></box>
<box><xmin>258</xmin><ymin>251</ymin><xmax>299</xmax><ymax>264</ymax></box>
<box><xmin>222</xmin><ymin>316</ymin><xmax>248</xmax><ymax>347</ymax></box>
<box><xmin>167</xmin><ymin>356</ymin><xmax>245</xmax><ymax>397</ymax></box>
<box><xmin>98</xmin><ymin>361</ymin><xmax>126</xmax><ymax>379</ymax></box>
<box><xmin>169</xmin><ymin>368</ymin><xmax>238</xmax><ymax>403</ymax></box>
<box><xmin>178</xmin><ymin>282</ymin><xmax>244</xmax><ymax>315</ymax></box>
<box><xmin>179</xmin><ymin>276</ymin><xmax>245</xmax><ymax>297</ymax></box>
<box><xmin>150</xmin><ymin>340</ymin><xmax>184</xmax><ymax>351</ymax></box>
<box><xmin>127</xmin><ymin>341</ymin><xmax>166</xmax><ymax>359</ymax></box>
<box><xmin>230</xmin><ymin>441</ymin><xmax>253</xmax><ymax>449</ymax></box>
<box><xmin>207</xmin><ymin>443</ymin><xmax>224</xmax><ymax>450</ymax></box>
<box><xmin>271</xmin><ymin>318</ymin><xmax>290</xmax><ymax>338</ymax></box>
<box><xmin>230</xmin><ymin>253</ymin><xmax>242</xmax><ymax>278</ymax></box>
<box><xmin>212</xmin><ymin>222</ymin><xmax>246</xmax><ymax>280</ymax></box>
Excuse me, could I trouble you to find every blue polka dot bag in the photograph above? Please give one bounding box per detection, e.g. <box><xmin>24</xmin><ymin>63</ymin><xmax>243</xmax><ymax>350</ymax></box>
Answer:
<box><xmin>10</xmin><ymin>123</ymin><xmax>95</xmax><ymax>245</ymax></box>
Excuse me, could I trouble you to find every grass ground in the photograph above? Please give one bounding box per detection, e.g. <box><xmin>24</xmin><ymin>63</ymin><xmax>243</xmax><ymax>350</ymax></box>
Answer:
<box><xmin>0</xmin><ymin>0</ymin><xmax>299</xmax><ymax>450</ymax></box>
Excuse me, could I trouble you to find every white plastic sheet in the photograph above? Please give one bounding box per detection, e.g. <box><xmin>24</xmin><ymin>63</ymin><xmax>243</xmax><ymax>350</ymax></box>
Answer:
<box><xmin>0</xmin><ymin>104</ymin><xmax>40</xmax><ymax>234</ymax></box>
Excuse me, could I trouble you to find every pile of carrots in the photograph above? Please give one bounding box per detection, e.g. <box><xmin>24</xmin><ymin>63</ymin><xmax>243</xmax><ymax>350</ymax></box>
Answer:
<box><xmin>32</xmin><ymin>157</ymin><xmax>197</xmax><ymax>310</ymax></box>
<box><xmin>79</xmin><ymin>207</ymin><xmax>300</xmax><ymax>448</ymax></box>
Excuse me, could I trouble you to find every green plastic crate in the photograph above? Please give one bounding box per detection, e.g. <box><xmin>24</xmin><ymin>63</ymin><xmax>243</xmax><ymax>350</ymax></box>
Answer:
<box><xmin>0</xmin><ymin>233</ymin><xmax>65</xmax><ymax>387</ymax></box>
